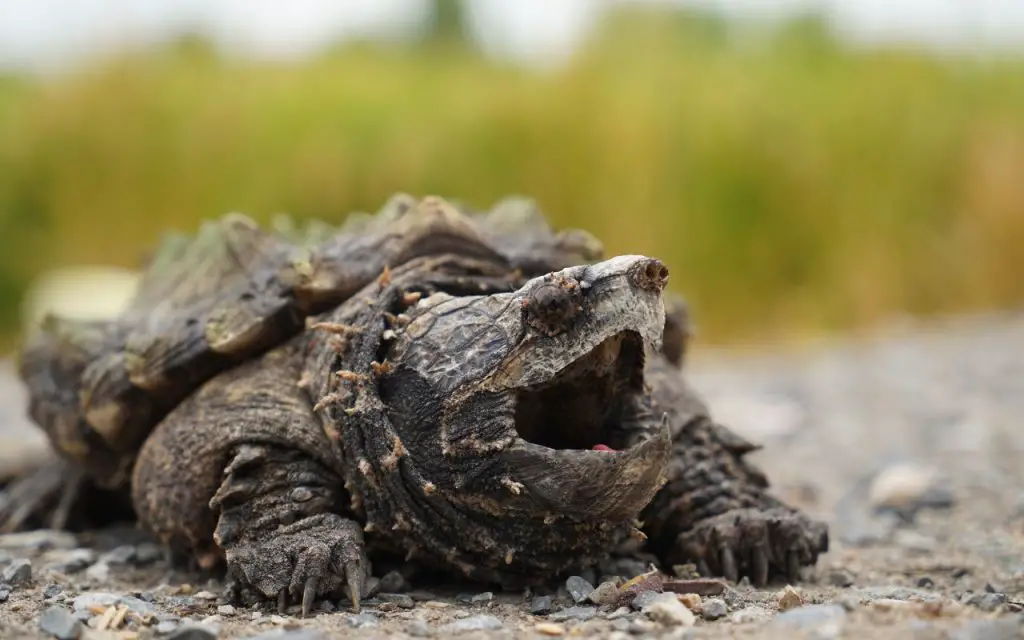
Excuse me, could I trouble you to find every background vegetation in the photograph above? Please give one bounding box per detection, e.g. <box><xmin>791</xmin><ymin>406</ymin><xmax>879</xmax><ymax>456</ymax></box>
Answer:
<box><xmin>2</xmin><ymin>7</ymin><xmax>1023</xmax><ymax>350</ymax></box>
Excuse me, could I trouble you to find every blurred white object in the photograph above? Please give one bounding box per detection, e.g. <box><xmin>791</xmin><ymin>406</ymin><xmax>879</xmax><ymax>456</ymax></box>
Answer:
<box><xmin>706</xmin><ymin>392</ymin><xmax>806</xmax><ymax>442</ymax></box>
<box><xmin>21</xmin><ymin>266</ymin><xmax>140</xmax><ymax>330</ymax></box>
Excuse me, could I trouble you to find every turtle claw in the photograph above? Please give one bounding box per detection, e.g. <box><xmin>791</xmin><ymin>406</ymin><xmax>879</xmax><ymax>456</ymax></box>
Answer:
<box><xmin>301</xmin><ymin>577</ymin><xmax>318</xmax><ymax>617</ymax></box>
<box><xmin>672</xmin><ymin>507</ymin><xmax>827</xmax><ymax>586</ymax></box>
<box><xmin>222</xmin><ymin>513</ymin><xmax>368</xmax><ymax>615</ymax></box>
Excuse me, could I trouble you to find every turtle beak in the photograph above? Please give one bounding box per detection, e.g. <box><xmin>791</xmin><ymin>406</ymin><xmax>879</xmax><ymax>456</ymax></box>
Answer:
<box><xmin>499</xmin><ymin>420</ymin><xmax>671</xmax><ymax>521</ymax></box>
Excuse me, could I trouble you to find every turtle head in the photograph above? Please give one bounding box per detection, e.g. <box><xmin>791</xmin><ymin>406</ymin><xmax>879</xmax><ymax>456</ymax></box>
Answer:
<box><xmin>371</xmin><ymin>255</ymin><xmax>673</xmax><ymax>583</ymax></box>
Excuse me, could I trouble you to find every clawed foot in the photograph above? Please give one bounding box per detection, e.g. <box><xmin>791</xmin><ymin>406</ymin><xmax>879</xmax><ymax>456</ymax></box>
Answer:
<box><xmin>0</xmin><ymin>458</ymin><xmax>85</xmax><ymax>532</ymax></box>
<box><xmin>225</xmin><ymin>513</ymin><xmax>369</xmax><ymax>616</ymax></box>
<box><xmin>672</xmin><ymin>507</ymin><xmax>828</xmax><ymax>586</ymax></box>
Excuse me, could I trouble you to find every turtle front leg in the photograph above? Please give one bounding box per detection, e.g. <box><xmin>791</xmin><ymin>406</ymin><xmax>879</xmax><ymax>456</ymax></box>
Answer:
<box><xmin>638</xmin><ymin>359</ymin><xmax>828</xmax><ymax>586</ymax></box>
<box><xmin>210</xmin><ymin>444</ymin><xmax>370</xmax><ymax>615</ymax></box>
<box><xmin>130</xmin><ymin>340</ymin><xmax>369</xmax><ymax>616</ymax></box>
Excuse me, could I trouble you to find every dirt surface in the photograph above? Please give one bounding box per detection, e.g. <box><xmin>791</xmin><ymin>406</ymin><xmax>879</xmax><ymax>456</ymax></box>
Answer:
<box><xmin>2</xmin><ymin>311</ymin><xmax>1024</xmax><ymax>639</ymax></box>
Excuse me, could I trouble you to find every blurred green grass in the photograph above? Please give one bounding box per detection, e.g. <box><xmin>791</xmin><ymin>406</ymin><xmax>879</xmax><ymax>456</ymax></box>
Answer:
<box><xmin>2</xmin><ymin>9</ymin><xmax>1024</xmax><ymax>351</ymax></box>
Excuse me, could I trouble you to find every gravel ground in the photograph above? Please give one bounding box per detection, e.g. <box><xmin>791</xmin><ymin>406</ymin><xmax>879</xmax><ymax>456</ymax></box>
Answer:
<box><xmin>2</xmin><ymin>311</ymin><xmax>1024</xmax><ymax>639</ymax></box>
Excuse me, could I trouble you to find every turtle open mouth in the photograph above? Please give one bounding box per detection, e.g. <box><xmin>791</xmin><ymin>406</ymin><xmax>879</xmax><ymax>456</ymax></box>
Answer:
<box><xmin>512</xmin><ymin>330</ymin><xmax>646</xmax><ymax>452</ymax></box>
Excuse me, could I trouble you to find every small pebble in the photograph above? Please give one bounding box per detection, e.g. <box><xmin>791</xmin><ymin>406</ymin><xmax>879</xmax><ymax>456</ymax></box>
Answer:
<box><xmin>771</xmin><ymin>604</ymin><xmax>847</xmax><ymax>638</ymax></box>
<box><xmin>84</xmin><ymin>563</ymin><xmax>109</xmax><ymax>582</ymax></box>
<box><xmin>193</xmin><ymin>590</ymin><xmax>218</xmax><ymax>600</ymax></box>
<box><xmin>347</xmin><ymin>613</ymin><xmax>380</xmax><ymax>628</ymax></box>
<box><xmin>702</xmin><ymin>598</ymin><xmax>727</xmax><ymax>620</ymax></box>
<box><xmin>566</xmin><ymin>576</ymin><xmax>594</xmax><ymax>604</ymax></box>
<box><xmin>778</xmin><ymin>585</ymin><xmax>803</xmax><ymax>611</ymax></box>
<box><xmin>642</xmin><ymin>593</ymin><xmax>695</xmax><ymax>627</ymax></box>
<box><xmin>379</xmin><ymin>593</ymin><xmax>415</xmax><ymax>609</ymax></box>
<box><xmin>530</xmin><ymin>595</ymin><xmax>553</xmax><ymax>615</ymax></box>
<box><xmin>549</xmin><ymin>606</ymin><xmax>597</xmax><ymax>622</ymax></box>
<box><xmin>43</xmin><ymin>583</ymin><xmax>64</xmax><ymax>599</ymax></box>
<box><xmin>269</xmin><ymin>615</ymin><xmax>288</xmax><ymax>624</ymax></box>
<box><xmin>470</xmin><ymin>591</ymin><xmax>494</xmax><ymax>604</ymax></box>
<box><xmin>828</xmin><ymin>569</ymin><xmax>855</xmax><ymax>587</ymax></box>
<box><xmin>589</xmin><ymin>581</ymin><xmax>620</xmax><ymax>606</ymax></box>
<box><xmin>967</xmin><ymin>592</ymin><xmax>1006</xmax><ymax>612</ymax></box>
<box><xmin>244</xmin><ymin>631</ymin><xmax>327</xmax><ymax>640</ymax></box>
<box><xmin>378</xmin><ymin>570</ymin><xmax>408</xmax><ymax>593</ymax></box>
<box><xmin>134</xmin><ymin>542</ymin><xmax>164</xmax><ymax>565</ymax></box>
<box><xmin>455</xmin><ymin>593</ymin><xmax>473</xmax><ymax>605</ymax></box>
<box><xmin>166</xmin><ymin>625</ymin><xmax>218</xmax><ymax>640</ymax></box>
<box><xmin>677</xmin><ymin>593</ymin><xmax>701</xmax><ymax>611</ymax></box>
<box><xmin>535</xmin><ymin>622</ymin><xmax>567</xmax><ymax>636</ymax></box>
<box><xmin>917</xmin><ymin>576</ymin><xmax>935</xmax><ymax>588</ymax></box>
<box><xmin>0</xmin><ymin>530</ymin><xmax>77</xmax><ymax>550</ymax></box>
<box><xmin>155</xmin><ymin>620</ymin><xmax>179</xmax><ymax>634</ymax></box>
<box><xmin>0</xmin><ymin>587</ymin><xmax>10</xmax><ymax>603</ymax></box>
<box><xmin>405</xmin><ymin>619</ymin><xmax>432</xmax><ymax>637</ymax></box>
<box><xmin>100</xmin><ymin>545</ymin><xmax>136</xmax><ymax>565</ymax></box>
<box><xmin>606</xmin><ymin>607</ymin><xmax>632</xmax><ymax>620</ymax></box>
<box><xmin>38</xmin><ymin>605</ymin><xmax>82</xmax><ymax>640</ymax></box>
<box><xmin>3</xmin><ymin>558</ymin><xmax>32</xmax><ymax>586</ymax></box>
<box><xmin>440</xmin><ymin>614</ymin><xmax>503</xmax><ymax>633</ymax></box>
<box><xmin>45</xmin><ymin>549</ymin><xmax>95</xmax><ymax>574</ymax></box>
<box><xmin>631</xmin><ymin>590</ymin><xmax>663</xmax><ymax>611</ymax></box>
<box><xmin>217</xmin><ymin>604</ymin><xmax>235</xmax><ymax>616</ymax></box>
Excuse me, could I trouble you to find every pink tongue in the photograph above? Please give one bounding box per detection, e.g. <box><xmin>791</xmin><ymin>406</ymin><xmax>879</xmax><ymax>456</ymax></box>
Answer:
<box><xmin>592</xmin><ymin>444</ymin><xmax>617</xmax><ymax>452</ymax></box>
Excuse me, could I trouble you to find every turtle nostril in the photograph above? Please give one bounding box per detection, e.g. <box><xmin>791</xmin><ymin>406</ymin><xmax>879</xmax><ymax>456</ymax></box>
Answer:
<box><xmin>632</xmin><ymin>258</ymin><xmax>670</xmax><ymax>292</ymax></box>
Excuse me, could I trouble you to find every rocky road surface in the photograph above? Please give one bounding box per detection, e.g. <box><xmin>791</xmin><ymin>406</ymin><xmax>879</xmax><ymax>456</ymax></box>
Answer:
<box><xmin>1</xmin><ymin>311</ymin><xmax>1023</xmax><ymax>639</ymax></box>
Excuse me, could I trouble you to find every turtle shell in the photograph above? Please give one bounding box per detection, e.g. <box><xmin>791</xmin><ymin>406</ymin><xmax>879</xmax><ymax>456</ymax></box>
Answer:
<box><xmin>17</xmin><ymin>195</ymin><xmax>604</xmax><ymax>487</ymax></box>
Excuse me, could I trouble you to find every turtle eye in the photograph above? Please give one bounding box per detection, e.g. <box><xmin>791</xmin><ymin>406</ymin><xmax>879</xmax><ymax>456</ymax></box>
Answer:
<box><xmin>523</xmin><ymin>280</ymin><xmax>581</xmax><ymax>337</ymax></box>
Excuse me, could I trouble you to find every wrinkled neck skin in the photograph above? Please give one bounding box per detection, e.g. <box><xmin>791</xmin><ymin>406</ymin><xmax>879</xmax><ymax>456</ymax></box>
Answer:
<box><xmin>305</xmin><ymin>254</ymin><xmax>673</xmax><ymax>586</ymax></box>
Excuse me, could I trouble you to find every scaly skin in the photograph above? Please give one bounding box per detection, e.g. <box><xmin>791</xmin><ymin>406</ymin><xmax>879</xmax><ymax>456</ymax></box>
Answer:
<box><xmin>2</xmin><ymin>196</ymin><xmax>828</xmax><ymax>616</ymax></box>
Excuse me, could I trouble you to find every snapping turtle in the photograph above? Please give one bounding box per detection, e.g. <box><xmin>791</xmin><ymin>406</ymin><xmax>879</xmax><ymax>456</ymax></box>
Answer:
<box><xmin>1</xmin><ymin>195</ymin><xmax>827</xmax><ymax>614</ymax></box>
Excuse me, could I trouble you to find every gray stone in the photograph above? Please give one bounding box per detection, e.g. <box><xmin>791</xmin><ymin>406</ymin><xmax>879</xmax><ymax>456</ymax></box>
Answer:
<box><xmin>530</xmin><ymin>595</ymin><xmax>553</xmax><ymax>615</ymax></box>
<box><xmin>590</xmin><ymin>580</ymin><xmax>620</xmax><ymax>606</ymax></box>
<box><xmin>440</xmin><ymin>614</ymin><xmax>503</xmax><ymax>633</ymax></box>
<box><xmin>216</xmin><ymin>604</ymin><xmax>235</xmax><ymax>616</ymax></box>
<box><xmin>378</xmin><ymin>593</ymin><xmax>414</xmax><ymax>609</ymax></box>
<box><xmin>0</xmin><ymin>587</ymin><xmax>9</xmax><ymax>602</ymax></box>
<box><xmin>72</xmin><ymin>592</ymin><xmax>156</xmax><ymax>616</ymax></box>
<box><xmin>2</xmin><ymin>558</ymin><xmax>31</xmax><ymax>586</ymax></box>
<box><xmin>566</xmin><ymin>575</ymin><xmax>595</xmax><ymax>604</ymax></box>
<box><xmin>99</xmin><ymin>545</ymin><xmax>136</xmax><ymax>565</ymax></box>
<box><xmin>770</xmin><ymin>604</ymin><xmax>847</xmax><ymax>639</ymax></box>
<box><xmin>45</xmin><ymin>549</ymin><xmax>95</xmax><ymax>574</ymax></box>
<box><xmin>39</xmin><ymin>606</ymin><xmax>82</xmax><ymax>640</ymax></box>
<box><xmin>43</xmin><ymin>583</ymin><xmax>63</xmax><ymax>599</ymax></box>
<box><xmin>967</xmin><ymin>592</ymin><xmax>1006</xmax><ymax>612</ymax></box>
<box><xmin>641</xmin><ymin>593</ymin><xmax>695</xmax><ymax>627</ymax></box>
<box><xmin>949</xmin><ymin>616</ymin><xmax>1024</xmax><ymax>640</ymax></box>
<box><xmin>155</xmin><ymin>620</ymin><xmax>178</xmax><ymax>634</ymax></box>
<box><xmin>377</xmin><ymin>570</ymin><xmax>407</xmax><ymax>593</ymax></box>
<box><xmin>165</xmin><ymin>625</ymin><xmax>219</xmax><ymax>640</ymax></box>
<box><xmin>702</xmin><ymin>598</ymin><xmax>727</xmax><ymax>620</ymax></box>
<box><xmin>827</xmin><ymin>569</ymin><xmax>855</xmax><ymax>587</ymax></box>
<box><xmin>631</xmin><ymin>590</ymin><xmax>663</xmax><ymax>611</ymax></box>
<box><xmin>243</xmin><ymin>631</ymin><xmax>327</xmax><ymax>640</ymax></box>
<box><xmin>134</xmin><ymin>542</ymin><xmax>164</xmax><ymax>565</ymax></box>
<box><xmin>0</xmin><ymin>530</ymin><xmax>77</xmax><ymax>551</ymax></box>
<box><xmin>406</xmin><ymin>619</ymin><xmax>433</xmax><ymax>637</ymax></box>
<box><xmin>606</xmin><ymin>606</ymin><xmax>632</xmax><ymax>620</ymax></box>
<box><xmin>549</xmin><ymin>606</ymin><xmax>597</xmax><ymax>622</ymax></box>
<box><xmin>84</xmin><ymin>562</ymin><xmax>109</xmax><ymax>582</ymax></box>
<box><xmin>854</xmin><ymin>585</ymin><xmax>940</xmax><ymax>602</ymax></box>
<box><xmin>470</xmin><ymin>591</ymin><xmax>494</xmax><ymax>604</ymax></box>
<box><xmin>346</xmin><ymin>613</ymin><xmax>379</xmax><ymax>628</ymax></box>
<box><xmin>118</xmin><ymin>595</ymin><xmax>158</xmax><ymax>615</ymax></box>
